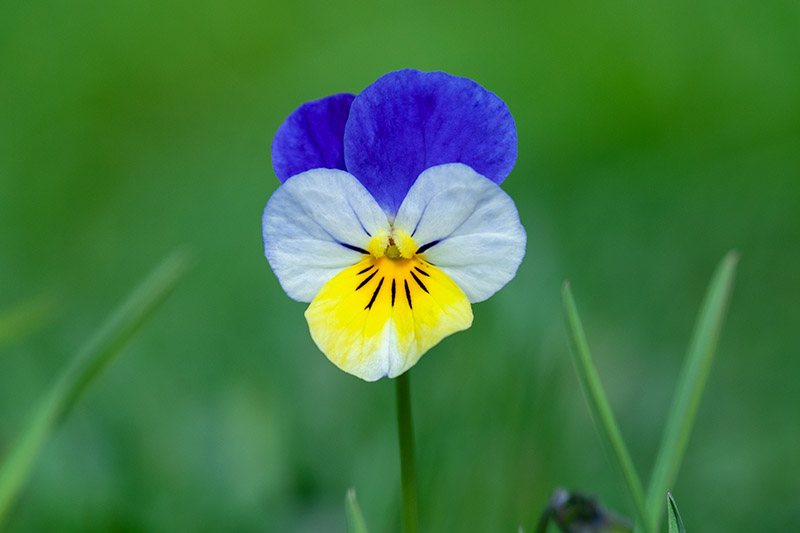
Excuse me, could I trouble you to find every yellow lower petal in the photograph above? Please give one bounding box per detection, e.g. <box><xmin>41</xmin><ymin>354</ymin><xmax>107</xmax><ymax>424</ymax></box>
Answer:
<box><xmin>304</xmin><ymin>255</ymin><xmax>473</xmax><ymax>381</ymax></box>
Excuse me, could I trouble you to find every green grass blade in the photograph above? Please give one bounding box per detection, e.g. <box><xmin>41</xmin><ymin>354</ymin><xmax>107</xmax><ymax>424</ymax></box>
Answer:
<box><xmin>645</xmin><ymin>252</ymin><xmax>738</xmax><ymax>530</ymax></box>
<box><xmin>667</xmin><ymin>492</ymin><xmax>686</xmax><ymax>533</ymax></box>
<box><xmin>561</xmin><ymin>283</ymin><xmax>652</xmax><ymax>532</ymax></box>
<box><xmin>0</xmin><ymin>249</ymin><xmax>193</xmax><ymax>525</ymax></box>
<box><xmin>0</xmin><ymin>296</ymin><xmax>57</xmax><ymax>353</ymax></box>
<box><xmin>345</xmin><ymin>488</ymin><xmax>369</xmax><ymax>533</ymax></box>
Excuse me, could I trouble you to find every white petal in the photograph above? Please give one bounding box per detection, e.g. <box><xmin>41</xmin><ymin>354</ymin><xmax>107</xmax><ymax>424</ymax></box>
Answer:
<box><xmin>393</xmin><ymin>163</ymin><xmax>526</xmax><ymax>302</ymax></box>
<box><xmin>262</xmin><ymin>169</ymin><xmax>390</xmax><ymax>302</ymax></box>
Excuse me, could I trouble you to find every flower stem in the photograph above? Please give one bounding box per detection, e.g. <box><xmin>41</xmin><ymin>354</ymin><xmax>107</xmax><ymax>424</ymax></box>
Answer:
<box><xmin>396</xmin><ymin>371</ymin><xmax>419</xmax><ymax>533</ymax></box>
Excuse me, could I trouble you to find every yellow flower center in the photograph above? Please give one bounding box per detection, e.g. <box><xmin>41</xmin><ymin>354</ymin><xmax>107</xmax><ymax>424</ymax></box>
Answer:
<box><xmin>366</xmin><ymin>228</ymin><xmax>418</xmax><ymax>260</ymax></box>
<box><xmin>385</xmin><ymin>243</ymin><xmax>401</xmax><ymax>259</ymax></box>
<box><xmin>304</xmin><ymin>225</ymin><xmax>473</xmax><ymax>380</ymax></box>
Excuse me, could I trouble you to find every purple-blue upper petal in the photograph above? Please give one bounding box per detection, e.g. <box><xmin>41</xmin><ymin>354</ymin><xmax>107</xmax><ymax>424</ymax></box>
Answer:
<box><xmin>343</xmin><ymin>69</ymin><xmax>517</xmax><ymax>214</ymax></box>
<box><xmin>271</xmin><ymin>93</ymin><xmax>355</xmax><ymax>182</ymax></box>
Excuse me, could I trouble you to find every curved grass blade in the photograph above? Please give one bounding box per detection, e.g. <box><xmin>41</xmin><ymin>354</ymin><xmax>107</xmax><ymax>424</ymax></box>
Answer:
<box><xmin>0</xmin><ymin>296</ymin><xmax>57</xmax><ymax>353</ymax></box>
<box><xmin>345</xmin><ymin>488</ymin><xmax>369</xmax><ymax>533</ymax></box>
<box><xmin>0</xmin><ymin>249</ymin><xmax>193</xmax><ymax>525</ymax></box>
<box><xmin>645</xmin><ymin>252</ymin><xmax>738</xmax><ymax>531</ymax></box>
<box><xmin>667</xmin><ymin>491</ymin><xmax>686</xmax><ymax>533</ymax></box>
<box><xmin>561</xmin><ymin>282</ymin><xmax>652</xmax><ymax>533</ymax></box>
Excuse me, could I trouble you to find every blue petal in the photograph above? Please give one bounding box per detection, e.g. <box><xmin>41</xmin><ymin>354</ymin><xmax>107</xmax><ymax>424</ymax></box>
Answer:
<box><xmin>343</xmin><ymin>69</ymin><xmax>517</xmax><ymax>215</ymax></box>
<box><xmin>271</xmin><ymin>93</ymin><xmax>355</xmax><ymax>182</ymax></box>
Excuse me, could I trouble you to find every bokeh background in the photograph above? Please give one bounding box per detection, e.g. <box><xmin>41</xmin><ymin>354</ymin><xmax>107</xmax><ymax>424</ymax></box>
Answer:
<box><xmin>2</xmin><ymin>1</ymin><xmax>799</xmax><ymax>531</ymax></box>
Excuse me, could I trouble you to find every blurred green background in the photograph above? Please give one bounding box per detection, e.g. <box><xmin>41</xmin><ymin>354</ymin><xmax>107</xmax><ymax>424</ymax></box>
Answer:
<box><xmin>2</xmin><ymin>0</ymin><xmax>799</xmax><ymax>531</ymax></box>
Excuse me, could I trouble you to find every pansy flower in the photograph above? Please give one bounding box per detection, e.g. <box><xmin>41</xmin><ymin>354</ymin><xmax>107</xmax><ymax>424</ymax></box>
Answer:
<box><xmin>262</xmin><ymin>69</ymin><xmax>526</xmax><ymax>381</ymax></box>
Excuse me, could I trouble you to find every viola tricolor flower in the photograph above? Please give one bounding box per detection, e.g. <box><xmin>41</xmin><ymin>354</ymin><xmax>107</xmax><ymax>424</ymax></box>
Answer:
<box><xmin>262</xmin><ymin>69</ymin><xmax>526</xmax><ymax>381</ymax></box>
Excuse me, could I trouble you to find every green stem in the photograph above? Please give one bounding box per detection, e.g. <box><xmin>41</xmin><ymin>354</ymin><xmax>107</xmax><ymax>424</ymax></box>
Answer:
<box><xmin>396</xmin><ymin>372</ymin><xmax>419</xmax><ymax>533</ymax></box>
